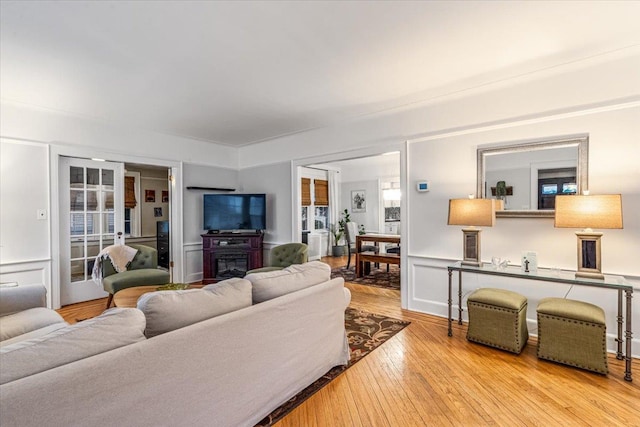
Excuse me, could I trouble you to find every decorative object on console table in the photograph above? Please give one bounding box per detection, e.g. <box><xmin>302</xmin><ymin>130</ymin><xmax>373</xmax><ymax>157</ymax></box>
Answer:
<box><xmin>521</xmin><ymin>251</ymin><xmax>538</xmax><ymax>273</ymax></box>
<box><xmin>201</xmin><ymin>232</ymin><xmax>264</xmax><ymax>284</ymax></box>
<box><xmin>554</xmin><ymin>193</ymin><xmax>623</xmax><ymax>279</ymax></box>
<box><xmin>447</xmin><ymin>197</ymin><xmax>496</xmax><ymax>266</ymax></box>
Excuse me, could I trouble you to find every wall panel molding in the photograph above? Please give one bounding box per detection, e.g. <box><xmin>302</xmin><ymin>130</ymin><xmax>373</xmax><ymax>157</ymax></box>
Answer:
<box><xmin>0</xmin><ymin>259</ymin><xmax>52</xmax><ymax>308</ymax></box>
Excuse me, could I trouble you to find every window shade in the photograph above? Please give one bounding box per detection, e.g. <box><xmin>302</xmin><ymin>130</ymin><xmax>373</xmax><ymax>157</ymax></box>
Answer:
<box><xmin>301</xmin><ymin>178</ymin><xmax>311</xmax><ymax>206</ymax></box>
<box><xmin>314</xmin><ymin>179</ymin><xmax>329</xmax><ymax>206</ymax></box>
<box><xmin>125</xmin><ymin>176</ymin><xmax>137</xmax><ymax>209</ymax></box>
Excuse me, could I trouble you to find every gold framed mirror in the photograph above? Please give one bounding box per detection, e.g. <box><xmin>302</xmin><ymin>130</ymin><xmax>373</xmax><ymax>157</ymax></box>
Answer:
<box><xmin>477</xmin><ymin>136</ymin><xmax>589</xmax><ymax>218</ymax></box>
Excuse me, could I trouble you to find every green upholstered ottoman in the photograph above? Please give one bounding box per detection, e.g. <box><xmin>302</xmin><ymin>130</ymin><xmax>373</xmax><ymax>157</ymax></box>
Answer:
<box><xmin>536</xmin><ymin>297</ymin><xmax>608</xmax><ymax>375</ymax></box>
<box><xmin>467</xmin><ymin>288</ymin><xmax>529</xmax><ymax>354</ymax></box>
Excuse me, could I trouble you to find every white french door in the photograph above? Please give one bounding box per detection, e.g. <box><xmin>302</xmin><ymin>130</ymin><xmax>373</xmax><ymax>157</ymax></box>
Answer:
<box><xmin>59</xmin><ymin>157</ymin><xmax>124</xmax><ymax>305</ymax></box>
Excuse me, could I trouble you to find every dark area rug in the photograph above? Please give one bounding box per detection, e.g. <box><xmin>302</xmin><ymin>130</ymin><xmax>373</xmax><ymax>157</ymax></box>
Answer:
<box><xmin>331</xmin><ymin>265</ymin><xmax>400</xmax><ymax>290</ymax></box>
<box><xmin>255</xmin><ymin>307</ymin><xmax>410</xmax><ymax>426</ymax></box>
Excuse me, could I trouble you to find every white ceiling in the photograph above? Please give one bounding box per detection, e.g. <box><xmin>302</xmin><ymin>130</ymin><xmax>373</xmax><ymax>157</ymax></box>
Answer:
<box><xmin>1</xmin><ymin>1</ymin><xmax>639</xmax><ymax>147</ymax></box>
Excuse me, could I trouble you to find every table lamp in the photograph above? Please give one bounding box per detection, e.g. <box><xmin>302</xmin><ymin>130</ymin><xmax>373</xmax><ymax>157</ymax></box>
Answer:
<box><xmin>448</xmin><ymin>198</ymin><xmax>496</xmax><ymax>266</ymax></box>
<box><xmin>554</xmin><ymin>194</ymin><xmax>623</xmax><ymax>279</ymax></box>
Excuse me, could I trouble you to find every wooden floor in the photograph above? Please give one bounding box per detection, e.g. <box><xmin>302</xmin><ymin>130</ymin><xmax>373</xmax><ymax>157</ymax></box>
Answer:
<box><xmin>57</xmin><ymin>256</ymin><xmax>640</xmax><ymax>426</ymax></box>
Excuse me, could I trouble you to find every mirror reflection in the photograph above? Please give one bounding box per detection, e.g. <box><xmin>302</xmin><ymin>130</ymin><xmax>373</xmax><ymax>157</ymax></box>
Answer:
<box><xmin>477</xmin><ymin>136</ymin><xmax>588</xmax><ymax>218</ymax></box>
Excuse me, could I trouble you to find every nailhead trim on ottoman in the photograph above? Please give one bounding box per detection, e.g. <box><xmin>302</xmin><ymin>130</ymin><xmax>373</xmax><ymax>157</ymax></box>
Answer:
<box><xmin>467</xmin><ymin>288</ymin><xmax>529</xmax><ymax>354</ymax></box>
<box><xmin>536</xmin><ymin>297</ymin><xmax>608</xmax><ymax>375</ymax></box>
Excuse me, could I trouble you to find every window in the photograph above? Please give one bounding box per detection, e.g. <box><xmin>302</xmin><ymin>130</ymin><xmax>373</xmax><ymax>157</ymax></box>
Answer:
<box><xmin>124</xmin><ymin>208</ymin><xmax>132</xmax><ymax>234</ymax></box>
<box><xmin>314</xmin><ymin>179</ymin><xmax>328</xmax><ymax>205</ymax></box>
<box><xmin>124</xmin><ymin>171</ymin><xmax>141</xmax><ymax>237</ymax></box>
<box><xmin>124</xmin><ymin>176</ymin><xmax>137</xmax><ymax>208</ymax></box>
<box><xmin>301</xmin><ymin>178</ymin><xmax>311</xmax><ymax>206</ymax></box>
<box><xmin>300</xmin><ymin>172</ymin><xmax>330</xmax><ymax>234</ymax></box>
<box><xmin>314</xmin><ymin>206</ymin><xmax>328</xmax><ymax>230</ymax></box>
<box><xmin>301</xmin><ymin>206</ymin><xmax>308</xmax><ymax>231</ymax></box>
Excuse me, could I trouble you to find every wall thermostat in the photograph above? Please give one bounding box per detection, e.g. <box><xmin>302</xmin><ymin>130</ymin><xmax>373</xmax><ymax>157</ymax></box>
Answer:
<box><xmin>416</xmin><ymin>181</ymin><xmax>430</xmax><ymax>192</ymax></box>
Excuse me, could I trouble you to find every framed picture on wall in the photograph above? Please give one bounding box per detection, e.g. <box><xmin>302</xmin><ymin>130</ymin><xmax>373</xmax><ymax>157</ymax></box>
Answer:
<box><xmin>162</xmin><ymin>190</ymin><xmax>169</xmax><ymax>203</ymax></box>
<box><xmin>154</xmin><ymin>207</ymin><xmax>162</xmax><ymax>217</ymax></box>
<box><xmin>351</xmin><ymin>190</ymin><xmax>366</xmax><ymax>213</ymax></box>
<box><xmin>145</xmin><ymin>189</ymin><xmax>155</xmax><ymax>203</ymax></box>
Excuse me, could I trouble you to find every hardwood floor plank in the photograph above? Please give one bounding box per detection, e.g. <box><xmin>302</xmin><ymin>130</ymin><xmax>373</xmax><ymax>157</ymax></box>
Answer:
<box><xmin>57</xmin><ymin>256</ymin><xmax>640</xmax><ymax>426</ymax></box>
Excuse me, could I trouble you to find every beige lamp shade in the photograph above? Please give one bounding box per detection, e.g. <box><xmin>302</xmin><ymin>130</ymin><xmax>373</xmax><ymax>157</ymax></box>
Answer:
<box><xmin>555</xmin><ymin>194</ymin><xmax>623</xmax><ymax>229</ymax></box>
<box><xmin>448</xmin><ymin>199</ymin><xmax>495</xmax><ymax>227</ymax></box>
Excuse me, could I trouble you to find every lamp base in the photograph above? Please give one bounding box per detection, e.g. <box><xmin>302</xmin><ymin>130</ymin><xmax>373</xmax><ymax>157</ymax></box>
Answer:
<box><xmin>575</xmin><ymin>231</ymin><xmax>603</xmax><ymax>280</ymax></box>
<box><xmin>462</xmin><ymin>228</ymin><xmax>482</xmax><ymax>266</ymax></box>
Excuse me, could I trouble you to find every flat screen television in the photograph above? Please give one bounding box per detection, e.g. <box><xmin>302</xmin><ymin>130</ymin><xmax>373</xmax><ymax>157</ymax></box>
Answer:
<box><xmin>541</xmin><ymin>184</ymin><xmax>558</xmax><ymax>195</ymax></box>
<box><xmin>203</xmin><ymin>194</ymin><xmax>266</xmax><ymax>231</ymax></box>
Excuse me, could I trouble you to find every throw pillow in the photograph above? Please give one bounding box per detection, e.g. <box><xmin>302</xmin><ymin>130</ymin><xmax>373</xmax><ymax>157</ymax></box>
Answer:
<box><xmin>0</xmin><ymin>308</ymin><xmax>146</xmax><ymax>385</ymax></box>
<box><xmin>245</xmin><ymin>261</ymin><xmax>331</xmax><ymax>304</ymax></box>
<box><xmin>138</xmin><ymin>277</ymin><xmax>252</xmax><ymax>338</ymax></box>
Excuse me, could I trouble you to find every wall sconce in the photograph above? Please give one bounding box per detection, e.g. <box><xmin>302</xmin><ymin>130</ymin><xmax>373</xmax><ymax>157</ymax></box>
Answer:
<box><xmin>448</xmin><ymin>198</ymin><xmax>496</xmax><ymax>266</ymax></box>
<box><xmin>554</xmin><ymin>194</ymin><xmax>623</xmax><ymax>279</ymax></box>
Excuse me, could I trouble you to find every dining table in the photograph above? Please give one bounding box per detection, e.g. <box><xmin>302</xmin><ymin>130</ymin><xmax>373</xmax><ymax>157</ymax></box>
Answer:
<box><xmin>355</xmin><ymin>233</ymin><xmax>400</xmax><ymax>277</ymax></box>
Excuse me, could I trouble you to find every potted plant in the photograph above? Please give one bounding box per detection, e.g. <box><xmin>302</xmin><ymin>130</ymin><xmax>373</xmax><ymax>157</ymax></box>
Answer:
<box><xmin>330</xmin><ymin>223</ymin><xmax>344</xmax><ymax>257</ymax></box>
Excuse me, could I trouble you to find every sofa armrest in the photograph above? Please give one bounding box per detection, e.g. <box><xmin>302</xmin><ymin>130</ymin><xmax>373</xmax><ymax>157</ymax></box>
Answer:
<box><xmin>0</xmin><ymin>284</ymin><xmax>47</xmax><ymax>317</ymax></box>
<box><xmin>343</xmin><ymin>286</ymin><xmax>352</xmax><ymax>308</ymax></box>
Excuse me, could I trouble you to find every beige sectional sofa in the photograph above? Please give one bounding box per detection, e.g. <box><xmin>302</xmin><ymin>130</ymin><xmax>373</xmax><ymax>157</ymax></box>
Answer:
<box><xmin>0</xmin><ymin>261</ymin><xmax>350</xmax><ymax>427</ymax></box>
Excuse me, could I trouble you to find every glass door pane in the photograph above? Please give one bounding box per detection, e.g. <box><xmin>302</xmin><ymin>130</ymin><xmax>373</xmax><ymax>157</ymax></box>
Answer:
<box><xmin>61</xmin><ymin>157</ymin><xmax>124</xmax><ymax>304</ymax></box>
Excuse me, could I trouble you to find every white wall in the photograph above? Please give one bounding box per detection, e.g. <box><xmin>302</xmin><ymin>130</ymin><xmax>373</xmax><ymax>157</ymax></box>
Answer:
<box><xmin>332</xmin><ymin>153</ymin><xmax>400</xmax><ymax>182</ymax></box>
<box><xmin>0</xmin><ymin>103</ymin><xmax>240</xmax><ymax>305</ymax></box>
<box><xmin>237</xmin><ymin>49</ymin><xmax>640</xmax><ymax>356</ymax></box>
<box><xmin>181</xmin><ymin>163</ymin><xmax>239</xmax><ymax>283</ymax></box>
<box><xmin>1</xmin><ymin>102</ymin><xmax>239</xmax><ymax>169</ymax></box>
<box><xmin>238</xmin><ymin>162</ymin><xmax>292</xmax><ymax>246</ymax></box>
<box><xmin>407</xmin><ymin>107</ymin><xmax>640</xmax><ymax>270</ymax></box>
<box><xmin>0</xmin><ymin>140</ymin><xmax>52</xmax><ymax>304</ymax></box>
<box><xmin>341</xmin><ymin>180</ymin><xmax>380</xmax><ymax>233</ymax></box>
<box><xmin>0</xmin><ymin>140</ymin><xmax>50</xmax><ymax>263</ymax></box>
<box><xmin>1</xmin><ymin>47</ymin><xmax>638</xmax><ymax>356</ymax></box>
<box><xmin>330</xmin><ymin>153</ymin><xmax>401</xmax><ymax>233</ymax></box>
<box><xmin>238</xmin><ymin>49</ymin><xmax>640</xmax><ymax>168</ymax></box>
<box><xmin>407</xmin><ymin>105</ymin><xmax>639</xmax><ymax>356</ymax></box>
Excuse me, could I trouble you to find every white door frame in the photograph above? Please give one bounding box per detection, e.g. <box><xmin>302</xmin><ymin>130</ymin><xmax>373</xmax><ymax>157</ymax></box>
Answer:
<box><xmin>290</xmin><ymin>143</ymin><xmax>408</xmax><ymax>308</ymax></box>
<box><xmin>50</xmin><ymin>145</ymin><xmax>183</xmax><ymax>309</ymax></box>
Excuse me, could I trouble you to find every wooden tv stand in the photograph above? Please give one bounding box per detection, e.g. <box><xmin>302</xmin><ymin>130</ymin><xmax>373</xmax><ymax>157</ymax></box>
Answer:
<box><xmin>202</xmin><ymin>232</ymin><xmax>264</xmax><ymax>284</ymax></box>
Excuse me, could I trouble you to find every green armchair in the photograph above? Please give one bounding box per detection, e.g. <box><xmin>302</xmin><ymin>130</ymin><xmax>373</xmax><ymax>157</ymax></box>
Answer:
<box><xmin>102</xmin><ymin>244</ymin><xmax>170</xmax><ymax>308</ymax></box>
<box><xmin>246</xmin><ymin>243</ymin><xmax>308</xmax><ymax>274</ymax></box>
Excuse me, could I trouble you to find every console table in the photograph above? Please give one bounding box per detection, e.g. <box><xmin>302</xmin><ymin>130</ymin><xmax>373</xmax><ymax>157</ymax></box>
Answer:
<box><xmin>447</xmin><ymin>262</ymin><xmax>633</xmax><ymax>381</ymax></box>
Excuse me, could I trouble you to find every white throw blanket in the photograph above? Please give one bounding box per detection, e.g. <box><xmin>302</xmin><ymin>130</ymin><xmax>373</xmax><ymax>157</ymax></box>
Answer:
<box><xmin>91</xmin><ymin>245</ymin><xmax>138</xmax><ymax>285</ymax></box>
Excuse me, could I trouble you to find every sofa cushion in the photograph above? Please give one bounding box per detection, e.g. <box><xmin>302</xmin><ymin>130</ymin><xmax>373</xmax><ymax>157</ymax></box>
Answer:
<box><xmin>102</xmin><ymin>268</ymin><xmax>170</xmax><ymax>294</ymax></box>
<box><xmin>0</xmin><ymin>307</ymin><xmax>66</xmax><ymax>342</ymax></box>
<box><xmin>137</xmin><ymin>278</ymin><xmax>252</xmax><ymax>338</ymax></box>
<box><xmin>0</xmin><ymin>322</ymin><xmax>69</xmax><ymax>347</ymax></box>
<box><xmin>245</xmin><ymin>261</ymin><xmax>331</xmax><ymax>304</ymax></box>
<box><xmin>0</xmin><ymin>308</ymin><xmax>146</xmax><ymax>385</ymax></box>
